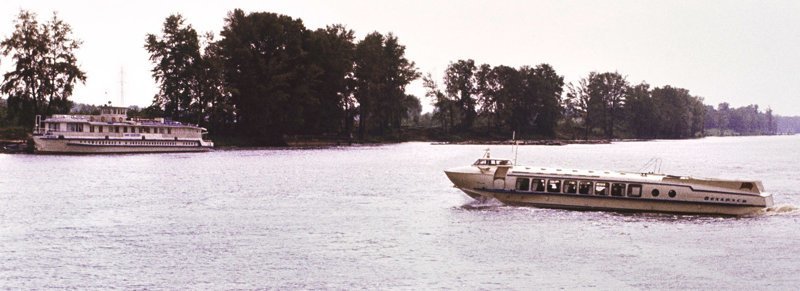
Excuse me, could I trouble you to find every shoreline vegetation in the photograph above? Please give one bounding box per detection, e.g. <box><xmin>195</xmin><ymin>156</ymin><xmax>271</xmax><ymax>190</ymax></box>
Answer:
<box><xmin>1</xmin><ymin>9</ymin><xmax>800</xmax><ymax>152</ymax></box>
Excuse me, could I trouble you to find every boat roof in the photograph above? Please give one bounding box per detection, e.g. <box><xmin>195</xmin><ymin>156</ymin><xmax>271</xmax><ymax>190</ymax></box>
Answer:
<box><xmin>510</xmin><ymin>165</ymin><xmax>668</xmax><ymax>182</ymax></box>
<box><xmin>42</xmin><ymin>115</ymin><xmax>203</xmax><ymax>129</ymax></box>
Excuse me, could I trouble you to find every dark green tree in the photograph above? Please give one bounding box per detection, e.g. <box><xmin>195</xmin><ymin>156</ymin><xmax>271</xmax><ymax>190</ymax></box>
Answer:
<box><xmin>353</xmin><ymin>32</ymin><xmax>419</xmax><ymax>137</ymax></box>
<box><xmin>306</xmin><ymin>25</ymin><xmax>356</xmax><ymax>135</ymax></box>
<box><xmin>219</xmin><ymin>9</ymin><xmax>318</xmax><ymax>145</ymax></box>
<box><xmin>523</xmin><ymin>64</ymin><xmax>563</xmax><ymax>137</ymax></box>
<box><xmin>623</xmin><ymin>82</ymin><xmax>655</xmax><ymax>138</ymax></box>
<box><xmin>444</xmin><ymin>59</ymin><xmax>477</xmax><ymax>130</ymax></box>
<box><xmin>650</xmin><ymin>86</ymin><xmax>704</xmax><ymax>138</ymax></box>
<box><xmin>565</xmin><ymin>78</ymin><xmax>592</xmax><ymax>139</ymax></box>
<box><xmin>196</xmin><ymin>33</ymin><xmax>231</xmax><ymax>132</ymax></box>
<box><xmin>145</xmin><ymin>14</ymin><xmax>201</xmax><ymax>122</ymax></box>
<box><xmin>1</xmin><ymin>10</ymin><xmax>85</xmax><ymax>126</ymax></box>
<box><xmin>402</xmin><ymin>94</ymin><xmax>422</xmax><ymax>126</ymax></box>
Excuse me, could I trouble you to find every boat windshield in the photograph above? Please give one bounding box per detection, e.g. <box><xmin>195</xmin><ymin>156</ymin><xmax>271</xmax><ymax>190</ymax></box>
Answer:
<box><xmin>473</xmin><ymin>159</ymin><xmax>511</xmax><ymax>166</ymax></box>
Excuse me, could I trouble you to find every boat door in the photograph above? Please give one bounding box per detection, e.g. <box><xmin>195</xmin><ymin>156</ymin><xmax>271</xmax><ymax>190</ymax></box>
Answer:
<box><xmin>493</xmin><ymin>165</ymin><xmax>511</xmax><ymax>189</ymax></box>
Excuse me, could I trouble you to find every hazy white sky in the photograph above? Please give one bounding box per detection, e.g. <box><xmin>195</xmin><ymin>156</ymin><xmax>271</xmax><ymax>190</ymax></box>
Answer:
<box><xmin>1</xmin><ymin>0</ymin><xmax>799</xmax><ymax>115</ymax></box>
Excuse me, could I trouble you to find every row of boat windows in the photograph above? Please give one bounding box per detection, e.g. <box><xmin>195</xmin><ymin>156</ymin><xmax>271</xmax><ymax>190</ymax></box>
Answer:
<box><xmin>514</xmin><ymin>177</ymin><xmax>678</xmax><ymax>198</ymax></box>
<box><xmin>83</xmin><ymin>140</ymin><xmax>192</xmax><ymax>146</ymax></box>
<box><xmin>46</xmin><ymin>123</ymin><xmax>194</xmax><ymax>135</ymax></box>
<box><xmin>89</xmin><ymin>125</ymin><xmax>171</xmax><ymax>134</ymax></box>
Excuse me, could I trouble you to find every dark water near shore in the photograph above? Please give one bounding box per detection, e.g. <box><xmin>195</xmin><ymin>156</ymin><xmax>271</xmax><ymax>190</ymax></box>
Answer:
<box><xmin>1</xmin><ymin>136</ymin><xmax>799</xmax><ymax>289</ymax></box>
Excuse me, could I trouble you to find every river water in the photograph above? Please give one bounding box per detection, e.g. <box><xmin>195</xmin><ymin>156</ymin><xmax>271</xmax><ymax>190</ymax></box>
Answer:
<box><xmin>1</xmin><ymin>136</ymin><xmax>799</xmax><ymax>289</ymax></box>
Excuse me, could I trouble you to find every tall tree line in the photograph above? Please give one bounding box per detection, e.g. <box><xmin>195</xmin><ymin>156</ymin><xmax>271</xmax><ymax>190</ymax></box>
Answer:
<box><xmin>2</xmin><ymin>9</ymin><xmax>797</xmax><ymax>141</ymax></box>
<box><xmin>427</xmin><ymin>67</ymin><xmax>709</xmax><ymax>140</ymax></box>
<box><xmin>144</xmin><ymin>11</ymin><xmax>420</xmax><ymax>145</ymax></box>
<box><xmin>424</xmin><ymin>60</ymin><xmax>564</xmax><ymax>138</ymax></box>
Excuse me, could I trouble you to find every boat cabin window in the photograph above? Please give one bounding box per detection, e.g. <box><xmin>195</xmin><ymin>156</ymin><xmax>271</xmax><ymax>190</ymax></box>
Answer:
<box><xmin>611</xmin><ymin>183</ymin><xmax>625</xmax><ymax>196</ymax></box>
<box><xmin>515</xmin><ymin>178</ymin><xmax>530</xmax><ymax>191</ymax></box>
<box><xmin>473</xmin><ymin>159</ymin><xmax>511</xmax><ymax>166</ymax></box>
<box><xmin>98</xmin><ymin>126</ymin><xmax>103</xmax><ymax>133</ymax></box>
<box><xmin>66</xmin><ymin>123</ymin><xmax>83</xmax><ymax>132</ymax></box>
<box><xmin>595</xmin><ymin>182</ymin><xmax>608</xmax><ymax>195</ymax></box>
<box><xmin>564</xmin><ymin>180</ymin><xmax>578</xmax><ymax>194</ymax></box>
<box><xmin>532</xmin><ymin>179</ymin><xmax>546</xmax><ymax>192</ymax></box>
<box><xmin>547</xmin><ymin>180</ymin><xmax>561</xmax><ymax>193</ymax></box>
<box><xmin>627</xmin><ymin>184</ymin><xmax>642</xmax><ymax>197</ymax></box>
<box><xmin>578</xmin><ymin>181</ymin><xmax>593</xmax><ymax>194</ymax></box>
<box><xmin>668</xmin><ymin>190</ymin><xmax>677</xmax><ymax>198</ymax></box>
<box><xmin>740</xmin><ymin>182</ymin><xmax>754</xmax><ymax>190</ymax></box>
<box><xmin>168</xmin><ymin>128</ymin><xmax>171</xmax><ymax>134</ymax></box>
<box><xmin>652</xmin><ymin>189</ymin><xmax>660</xmax><ymax>197</ymax></box>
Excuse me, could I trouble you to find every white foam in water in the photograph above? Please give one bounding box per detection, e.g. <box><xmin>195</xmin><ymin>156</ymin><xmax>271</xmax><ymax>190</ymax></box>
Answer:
<box><xmin>762</xmin><ymin>204</ymin><xmax>800</xmax><ymax>215</ymax></box>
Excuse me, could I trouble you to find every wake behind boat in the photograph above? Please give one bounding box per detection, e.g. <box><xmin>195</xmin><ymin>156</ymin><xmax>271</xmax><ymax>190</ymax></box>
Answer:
<box><xmin>445</xmin><ymin>151</ymin><xmax>773</xmax><ymax>216</ymax></box>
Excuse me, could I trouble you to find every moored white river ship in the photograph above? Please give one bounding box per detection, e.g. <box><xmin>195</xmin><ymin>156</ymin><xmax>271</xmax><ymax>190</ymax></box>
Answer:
<box><xmin>33</xmin><ymin>105</ymin><xmax>214</xmax><ymax>154</ymax></box>
<box><xmin>445</xmin><ymin>151</ymin><xmax>774</xmax><ymax>216</ymax></box>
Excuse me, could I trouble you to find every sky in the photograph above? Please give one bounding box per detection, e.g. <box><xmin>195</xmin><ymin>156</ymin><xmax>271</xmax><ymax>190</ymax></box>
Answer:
<box><xmin>1</xmin><ymin>0</ymin><xmax>799</xmax><ymax>115</ymax></box>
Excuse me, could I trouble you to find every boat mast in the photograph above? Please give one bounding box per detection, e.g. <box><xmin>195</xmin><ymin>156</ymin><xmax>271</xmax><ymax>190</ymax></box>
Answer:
<box><xmin>512</xmin><ymin>131</ymin><xmax>519</xmax><ymax>165</ymax></box>
<box><xmin>120</xmin><ymin>66</ymin><xmax>125</xmax><ymax>107</ymax></box>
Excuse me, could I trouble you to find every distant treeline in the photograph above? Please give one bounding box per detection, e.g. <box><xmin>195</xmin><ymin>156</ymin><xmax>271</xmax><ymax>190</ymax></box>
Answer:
<box><xmin>0</xmin><ymin>9</ymin><xmax>797</xmax><ymax>144</ymax></box>
<box><xmin>776</xmin><ymin>116</ymin><xmax>800</xmax><ymax>134</ymax></box>
<box><xmin>422</xmin><ymin>62</ymin><xmax>791</xmax><ymax>139</ymax></box>
<box><xmin>703</xmin><ymin>103</ymin><xmax>779</xmax><ymax>136</ymax></box>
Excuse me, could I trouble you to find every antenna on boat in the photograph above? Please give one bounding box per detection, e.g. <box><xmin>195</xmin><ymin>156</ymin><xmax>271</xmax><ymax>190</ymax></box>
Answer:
<box><xmin>120</xmin><ymin>66</ymin><xmax>125</xmax><ymax>106</ymax></box>
<box><xmin>512</xmin><ymin>131</ymin><xmax>519</xmax><ymax>165</ymax></box>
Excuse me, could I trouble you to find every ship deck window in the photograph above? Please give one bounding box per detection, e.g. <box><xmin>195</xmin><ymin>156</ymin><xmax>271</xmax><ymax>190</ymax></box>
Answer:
<box><xmin>66</xmin><ymin>123</ymin><xmax>83</xmax><ymax>132</ymax></box>
<box><xmin>473</xmin><ymin>159</ymin><xmax>511</xmax><ymax>166</ymax></box>
<box><xmin>564</xmin><ymin>180</ymin><xmax>578</xmax><ymax>194</ymax></box>
<box><xmin>740</xmin><ymin>182</ymin><xmax>754</xmax><ymax>190</ymax></box>
<box><xmin>611</xmin><ymin>183</ymin><xmax>625</xmax><ymax>196</ymax></box>
<box><xmin>627</xmin><ymin>184</ymin><xmax>642</xmax><ymax>197</ymax></box>
<box><xmin>547</xmin><ymin>180</ymin><xmax>561</xmax><ymax>193</ymax></box>
<box><xmin>532</xmin><ymin>179</ymin><xmax>546</xmax><ymax>192</ymax></box>
<box><xmin>515</xmin><ymin>178</ymin><xmax>530</xmax><ymax>191</ymax></box>
<box><xmin>652</xmin><ymin>189</ymin><xmax>660</xmax><ymax>197</ymax></box>
<box><xmin>668</xmin><ymin>190</ymin><xmax>677</xmax><ymax>198</ymax></box>
<box><xmin>578</xmin><ymin>181</ymin><xmax>592</xmax><ymax>194</ymax></box>
<box><xmin>595</xmin><ymin>182</ymin><xmax>608</xmax><ymax>195</ymax></box>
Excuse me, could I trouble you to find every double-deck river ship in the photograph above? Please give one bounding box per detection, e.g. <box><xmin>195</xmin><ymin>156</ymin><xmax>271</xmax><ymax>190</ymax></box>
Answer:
<box><xmin>33</xmin><ymin>105</ymin><xmax>214</xmax><ymax>154</ymax></box>
<box><xmin>445</xmin><ymin>151</ymin><xmax>774</xmax><ymax>216</ymax></box>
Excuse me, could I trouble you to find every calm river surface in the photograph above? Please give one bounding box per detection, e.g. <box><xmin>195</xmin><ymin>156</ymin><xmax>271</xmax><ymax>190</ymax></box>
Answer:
<box><xmin>1</xmin><ymin>136</ymin><xmax>799</xmax><ymax>289</ymax></box>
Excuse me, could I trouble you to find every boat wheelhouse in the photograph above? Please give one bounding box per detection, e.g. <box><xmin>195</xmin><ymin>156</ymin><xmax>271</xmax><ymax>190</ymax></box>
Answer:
<box><xmin>32</xmin><ymin>105</ymin><xmax>214</xmax><ymax>154</ymax></box>
<box><xmin>444</xmin><ymin>152</ymin><xmax>773</xmax><ymax>216</ymax></box>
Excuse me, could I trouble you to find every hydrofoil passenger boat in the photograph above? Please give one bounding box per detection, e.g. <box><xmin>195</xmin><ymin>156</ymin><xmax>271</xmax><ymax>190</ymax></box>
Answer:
<box><xmin>444</xmin><ymin>151</ymin><xmax>773</xmax><ymax>216</ymax></box>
